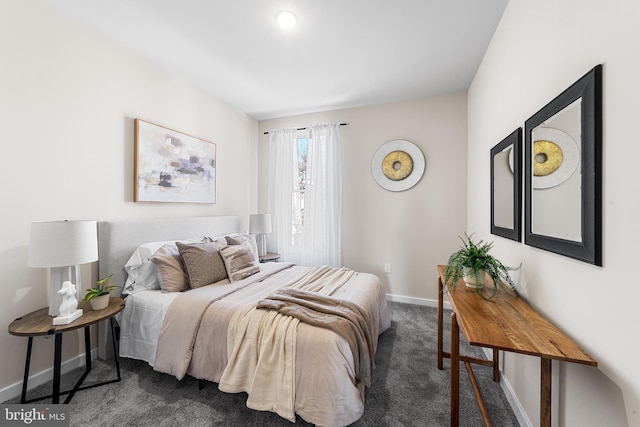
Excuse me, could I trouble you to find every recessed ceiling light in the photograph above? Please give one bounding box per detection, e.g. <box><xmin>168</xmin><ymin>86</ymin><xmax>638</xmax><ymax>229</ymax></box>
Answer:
<box><xmin>277</xmin><ymin>11</ymin><xmax>297</xmax><ymax>29</ymax></box>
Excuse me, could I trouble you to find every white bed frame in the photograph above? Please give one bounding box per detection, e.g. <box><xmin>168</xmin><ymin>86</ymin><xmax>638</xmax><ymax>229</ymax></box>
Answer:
<box><xmin>96</xmin><ymin>216</ymin><xmax>241</xmax><ymax>359</ymax></box>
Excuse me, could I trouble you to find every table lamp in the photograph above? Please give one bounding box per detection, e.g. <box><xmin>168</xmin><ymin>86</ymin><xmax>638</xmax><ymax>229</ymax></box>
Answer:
<box><xmin>27</xmin><ymin>220</ymin><xmax>98</xmax><ymax>324</ymax></box>
<box><xmin>249</xmin><ymin>214</ymin><xmax>272</xmax><ymax>257</ymax></box>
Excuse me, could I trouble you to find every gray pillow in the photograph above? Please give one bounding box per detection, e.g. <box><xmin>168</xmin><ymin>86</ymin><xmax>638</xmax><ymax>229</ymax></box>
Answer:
<box><xmin>176</xmin><ymin>241</ymin><xmax>227</xmax><ymax>289</ymax></box>
<box><xmin>219</xmin><ymin>241</ymin><xmax>260</xmax><ymax>282</ymax></box>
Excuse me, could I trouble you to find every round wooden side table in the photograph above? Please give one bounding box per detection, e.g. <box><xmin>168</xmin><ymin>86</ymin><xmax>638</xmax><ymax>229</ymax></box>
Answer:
<box><xmin>8</xmin><ymin>297</ymin><xmax>125</xmax><ymax>404</ymax></box>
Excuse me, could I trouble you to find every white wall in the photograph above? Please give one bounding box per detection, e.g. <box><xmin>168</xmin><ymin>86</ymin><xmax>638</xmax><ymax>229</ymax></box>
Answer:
<box><xmin>0</xmin><ymin>0</ymin><xmax>257</xmax><ymax>394</ymax></box>
<box><xmin>468</xmin><ymin>0</ymin><xmax>639</xmax><ymax>425</ymax></box>
<box><xmin>258</xmin><ymin>94</ymin><xmax>468</xmax><ymax>302</ymax></box>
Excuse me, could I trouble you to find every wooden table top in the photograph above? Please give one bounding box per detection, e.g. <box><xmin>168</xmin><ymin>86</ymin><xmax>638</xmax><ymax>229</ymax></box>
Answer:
<box><xmin>259</xmin><ymin>252</ymin><xmax>281</xmax><ymax>262</ymax></box>
<box><xmin>8</xmin><ymin>297</ymin><xmax>125</xmax><ymax>337</ymax></box>
<box><xmin>438</xmin><ymin>265</ymin><xmax>596</xmax><ymax>366</ymax></box>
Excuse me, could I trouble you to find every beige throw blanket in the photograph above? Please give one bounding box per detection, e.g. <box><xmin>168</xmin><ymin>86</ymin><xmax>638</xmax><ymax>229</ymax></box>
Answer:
<box><xmin>256</xmin><ymin>288</ymin><xmax>375</xmax><ymax>387</ymax></box>
<box><xmin>218</xmin><ymin>266</ymin><xmax>358</xmax><ymax>422</ymax></box>
<box><xmin>218</xmin><ymin>306</ymin><xmax>300</xmax><ymax>421</ymax></box>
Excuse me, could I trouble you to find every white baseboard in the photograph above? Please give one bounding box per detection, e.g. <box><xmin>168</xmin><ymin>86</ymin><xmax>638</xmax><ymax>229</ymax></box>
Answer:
<box><xmin>480</xmin><ymin>347</ymin><xmax>533</xmax><ymax>427</ymax></box>
<box><xmin>500</xmin><ymin>367</ymin><xmax>533</xmax><ymax>427</ymax></box>
<box><xmin>0</xmin><ymin>348</ymin><xmax>97</xmax><ymax>403</ymax></box>
<box><xmin>386</xmin><ymin>293</ymin><xmax>452</xmax><ymax>310</ymax></box>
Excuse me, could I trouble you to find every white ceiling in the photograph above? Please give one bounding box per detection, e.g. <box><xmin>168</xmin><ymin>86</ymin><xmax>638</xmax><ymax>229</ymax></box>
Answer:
<box><xmin>43</xmin><ymin>0</ymin><xmax>508</xmax><ymax>121</ymax></box>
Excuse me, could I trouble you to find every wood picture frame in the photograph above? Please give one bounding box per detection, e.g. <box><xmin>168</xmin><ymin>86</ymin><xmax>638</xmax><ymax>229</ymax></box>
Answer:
<box><xmin>134</xmin><ymin>119</ymin><xmax>216</xmax><ymax>204</ymax></box>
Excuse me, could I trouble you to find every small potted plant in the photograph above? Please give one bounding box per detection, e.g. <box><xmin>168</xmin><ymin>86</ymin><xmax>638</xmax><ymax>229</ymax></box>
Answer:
<box><xmin>444</xmin><ymin>233</ymin><xmax>519</xmax><ymax>300</ymax></box>
<box><xmin>84</xmin><ymin>275</ymin><xmax>118</xmax><ymax>310</ymax></box>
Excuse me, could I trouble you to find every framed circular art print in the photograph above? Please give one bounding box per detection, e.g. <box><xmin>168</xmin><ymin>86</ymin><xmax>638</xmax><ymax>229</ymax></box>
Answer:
<box><xmin>371</xmin><ymin>139</ymin><xmax>425</xmax><ymax>191</ymax></box>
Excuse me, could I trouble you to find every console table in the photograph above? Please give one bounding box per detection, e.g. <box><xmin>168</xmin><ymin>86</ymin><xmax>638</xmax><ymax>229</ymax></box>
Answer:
<box><xmin>436</xmin><ymin>265</ymin><xmax>597</xmax><ymax>426</ymax></box>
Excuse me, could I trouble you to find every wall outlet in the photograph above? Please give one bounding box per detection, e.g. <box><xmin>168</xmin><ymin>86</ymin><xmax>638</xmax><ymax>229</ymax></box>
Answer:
<box><xmin>384</xmin><ymin>263</ymin><xmax>392</xmax><ymax>273</ymax></box>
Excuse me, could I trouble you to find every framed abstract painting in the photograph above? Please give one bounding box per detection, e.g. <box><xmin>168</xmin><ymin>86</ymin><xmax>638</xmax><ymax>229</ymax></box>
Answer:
<box><xmin>134</xmin><ymin>119</ymin><xmax>216</xmax><ymax>204</ymax></box>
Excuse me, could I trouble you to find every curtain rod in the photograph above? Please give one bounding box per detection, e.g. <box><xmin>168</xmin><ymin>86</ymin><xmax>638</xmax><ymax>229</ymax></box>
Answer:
<box><xmin>263</xmin><ymin>122</ymin><xmax>349</xmax><ymax>135</ymax></box>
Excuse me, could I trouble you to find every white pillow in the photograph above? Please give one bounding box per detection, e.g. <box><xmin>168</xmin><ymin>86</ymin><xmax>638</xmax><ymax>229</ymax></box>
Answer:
<box><xmin>122</xmin><ymin>237</ymin><xmax>207</xmax><ymax>295</ymax></box>
<box><xmin>206</xmin><ymin>233</ymin><xmax>229</xmax><ymax>248</ymax></box>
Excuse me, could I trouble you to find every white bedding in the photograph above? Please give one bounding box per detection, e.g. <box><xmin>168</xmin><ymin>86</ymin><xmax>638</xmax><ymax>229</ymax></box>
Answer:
<box><xmin>117</xmin><ymin>289</ymin><xmax>181</xmax><ymax>365</ymax></box>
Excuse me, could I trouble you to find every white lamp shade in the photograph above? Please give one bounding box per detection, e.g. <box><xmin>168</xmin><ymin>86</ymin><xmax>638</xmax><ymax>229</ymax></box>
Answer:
<box><xmin>28</xmin><ymin>220</ymin><xmax>99</xmax><ymax>267</ymax></box>
<box><xmin>250</xmin><ymin>214</ymin><xmax>272</xmax><ymax>234</ymax></box>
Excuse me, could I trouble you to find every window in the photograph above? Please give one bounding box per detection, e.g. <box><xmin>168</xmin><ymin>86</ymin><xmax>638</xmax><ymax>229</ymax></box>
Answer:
<box><xmin>292</xmin><ymin>136</ymin><xmax>308</xmax><ymax>246</ymax></box>
<box><xmin>268</xmin><ymin>123</ymin><xmax>341</xmax><ymax>267</ymax></box>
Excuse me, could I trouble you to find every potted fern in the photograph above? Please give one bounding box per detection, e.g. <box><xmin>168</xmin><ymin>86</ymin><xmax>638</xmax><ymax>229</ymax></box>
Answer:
<box><xmin>84</xmin><ymin>275</ymin><xmax>118</xmax><ymax>310</ymax></box>
<box><xmin>444</xmin><ymin>233</ymin><xmax>519</xmax><ymax>300</ymax></box>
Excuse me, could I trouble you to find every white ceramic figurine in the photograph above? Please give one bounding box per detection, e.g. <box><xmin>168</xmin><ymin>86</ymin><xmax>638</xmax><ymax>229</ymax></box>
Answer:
<box><xmin>57</xmin><ymin>280</ymin><xmax>78</xmax><ymax>317</ymax></box>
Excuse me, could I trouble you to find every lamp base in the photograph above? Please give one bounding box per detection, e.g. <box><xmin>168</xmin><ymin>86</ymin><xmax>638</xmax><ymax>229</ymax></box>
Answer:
<box><xmin>257</xmin><ymin>233</ymin><xmax>267</xmax><ymax>257</ymax></box>
<box><xmin>52</xmin><ymin>309</ymin><xmax>83</xmax><ymax>325</ymax></box>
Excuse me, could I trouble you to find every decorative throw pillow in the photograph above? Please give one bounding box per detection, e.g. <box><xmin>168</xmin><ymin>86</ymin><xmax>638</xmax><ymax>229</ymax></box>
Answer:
<box><xmin>225</xmin><ymin>233</ymin><xmax>259</xmax><ymax>258</ymax></box>
<box><xmin>151</xmin><ymin>244</ymin><xmax>189</xmax><ymax>292</ymax></box>
<box><xmin>122</xmin><ymin>237</ymin><xmax>205</xmax><ymax>295</ymax></box>
<box><xmin>219</xmin><ymin>241</ymin><xmax>260</xmax><ymax>283</ymax></box>
<box><xmin>176</xmin><ymin>241</ymin><xmax>227</xmax><ymax>288</ymax></box>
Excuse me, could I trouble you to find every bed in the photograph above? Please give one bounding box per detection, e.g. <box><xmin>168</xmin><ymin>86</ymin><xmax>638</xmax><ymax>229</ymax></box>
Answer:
<box><xmin>97</xmin><ymin>216</ymin><xmax>390</xmax><ymax>426</ymax></box>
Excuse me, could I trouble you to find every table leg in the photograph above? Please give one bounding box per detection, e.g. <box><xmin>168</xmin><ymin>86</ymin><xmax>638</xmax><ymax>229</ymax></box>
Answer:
<box><xmin>437</xmin><ymin>277</ymin><xmax>444</xmax><ymax>370</ymax></box>
<box><xmin>63</xmin><ymin>327</ymin><xmax>92</xmax><ymax>403</ymax></box>
<box><xmin>541</xmin><ymin>358</ymin><xmax>552</xmax><ymax>427</ymax></box>
<box><xmin>53</xmin><ymin>334</ymin><xmax>62</xmax><ymax>404</ymax></box>
<box><xmin>451</xmin><ymin>312</ymin><xmax>460</xmax><ymax>427</ymax></box>
<box><xmin>84</xmin><ymin>327</ymin><xmax>92</xmax><ymax>371</ymax></box>
<box><xmin>110</xmin><ymin>318</ymin><xmax>121</xmax><ymax>381</ymax></box>
<box><xmin>20</xmin><ymin>337</ymin><xmax>33</xmax><ymax>404</ymax></box>
<box><xmin>493</xmin><ymin>348</ymin><xmax>500</xmax><ymax>382</ymax></box>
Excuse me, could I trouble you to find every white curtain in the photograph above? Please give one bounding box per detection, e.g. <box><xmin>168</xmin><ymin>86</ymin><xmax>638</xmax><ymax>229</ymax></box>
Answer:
<box><xmin>268</xmin><ymin>124</ymin><xmax>342</xmax><ymax>267</ymax></box>
<box><xmin>268</xmin><ymin>128</ymin><xmax>297</xmax><ymax>264</ymax></box>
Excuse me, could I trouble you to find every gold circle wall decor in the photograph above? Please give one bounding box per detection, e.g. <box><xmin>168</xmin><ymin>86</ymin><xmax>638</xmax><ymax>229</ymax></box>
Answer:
<box><xmin>531</xmin><ymin>127</ymin><xmax>579</xmax><ymax>189</ymax></box>
<box><xmin>382</xmin><ymin>150</ymin><xmax>414</xmax><ymax>181</ymax></box>
<box><xmin>533</xmin><ymin>140</ymin><xmax>563</xmax><ymax>176</ymax></box>
<box><xmin>372</xmin><ymin>140</ymin><xmax>425</xmax><ymax>191</ymax></box>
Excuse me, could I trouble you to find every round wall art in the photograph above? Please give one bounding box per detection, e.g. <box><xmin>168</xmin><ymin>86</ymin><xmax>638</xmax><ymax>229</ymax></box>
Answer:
<box><xmin>531</xmin><ymin>127</ymin><xmax>579</xmax><ymax>189</ymax></box>
<box><xmin>371</xmin><ymin>139</ymin><xmax>425</xmax><ymax>191</ymax></box>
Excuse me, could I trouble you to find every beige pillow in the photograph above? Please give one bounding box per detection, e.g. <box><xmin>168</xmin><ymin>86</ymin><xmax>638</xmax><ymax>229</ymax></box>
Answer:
<box><xmin>176</xmin><ymin>241</ymin><xmax>227</xmax><ymax>289</ymax></box>
<box><xmin>123</xmin><ymin>236</ymin><xmax>206</xmax><ymax>295</ymax></box>
<box><xmin>151</xmin><ymin>243</ymin><xmax>189</xmax><ymax>292</ymax></box>
<box><xmin>219</xmin><ymin>241</ymin><xmax>260</xmax><ymax>282</ymax></box>
<box><xmin>225</xmin><ymin>233</ymin><xmax>259</xmax><ymax>258</ymax></box>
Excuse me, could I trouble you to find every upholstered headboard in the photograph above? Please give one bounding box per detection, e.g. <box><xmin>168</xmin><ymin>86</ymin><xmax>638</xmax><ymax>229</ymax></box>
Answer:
<box><xmin>97</xmin><ymin>215</ymin><xmax>241</xmax><ymax>291</ymax></box>
<box><xmin>96</xmin><ymin>215</ymin><xmax>241</xmax><ymax>358</ymax></box>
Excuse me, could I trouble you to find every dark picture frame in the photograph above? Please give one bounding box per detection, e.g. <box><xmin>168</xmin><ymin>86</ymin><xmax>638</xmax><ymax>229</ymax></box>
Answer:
<box><xmin>491</xmin><ymin>128</ymin><xmax>522</xmax><ymax>242</ymax></box>
<box><xmin>524</xmin><ymin>65</ymin><xmax>602</xmax><ymax>265</ymax></box>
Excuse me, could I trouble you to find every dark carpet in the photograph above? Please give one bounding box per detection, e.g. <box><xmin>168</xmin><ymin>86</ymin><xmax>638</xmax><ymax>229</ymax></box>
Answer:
<box><xmin>4</xmin><ymin>302</ymin><xmax>519</xmax><ymax>426</ymax></box>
